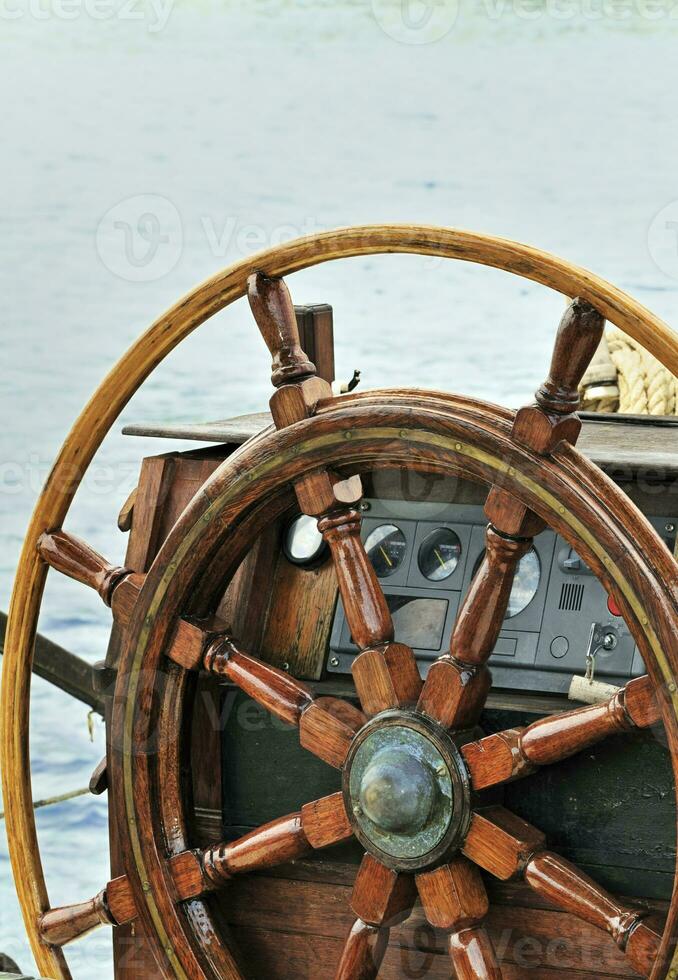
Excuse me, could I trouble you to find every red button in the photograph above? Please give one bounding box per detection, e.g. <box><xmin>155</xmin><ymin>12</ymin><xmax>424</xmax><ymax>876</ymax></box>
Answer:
<box><xmin>607</xmin><ymin>595</ymin><xmax>622</xmax><ymax>617</ymax></box>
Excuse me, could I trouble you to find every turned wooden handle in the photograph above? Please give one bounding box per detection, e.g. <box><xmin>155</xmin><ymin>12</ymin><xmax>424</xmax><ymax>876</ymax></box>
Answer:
<box><xmin>525</xmin><ymin>851</ymin><xmax>660</xmax><ymax>973</ymax></box>
<box><xmin>335</xmin><ymin>920</ymin><xmax>389</xmax><ymax>980</ymax></box>
<box><xmin>203</xmin><ymin>636</ymin><xmax>314</xmax><ymax>726</ymax></box>
<box><xmin>37</xmin><ymin>530</ymin><xmax>129</xmax><ymax>605</ymax></box>
<box><xmin>39</xmin><ymin>890</ymin><xmax>113</xmax><ymax>946</ymax></box>
<box><xmin>448</xmin><ymin>928</ymin><xmax>502</xmax><ymax>980</ymax></box>
<box><xmin>202</xmin><ymin>813</ymin><xmax>311</xmax><ymax>885</ymax></box>
<box><xmin>247</xmin><ymin>272</ymin><xmax>316</xmax><ymax>387</ymax></box>
<box><xmin>536</xmin><ymin>297</ymin><xmax>605</xmax><ymax>413</ymax></box>
<box><xmin>318</xmin><ymin>510</ymin><xmax>394</xmax><ymax>650</ymax></box>
<box><xmin>451</xmin><ymin>527</ymin><xmax>530</xmax><ymax>667</ymax></box>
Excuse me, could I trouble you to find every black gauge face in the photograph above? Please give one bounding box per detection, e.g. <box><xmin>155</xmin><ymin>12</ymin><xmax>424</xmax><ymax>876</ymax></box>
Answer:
<box><xmin>473</xmin><ymin>547</ymin><xmax>541</xmax><ymax>618</ymax></box>
<box><xmin>364</xmin><ymin>524</ymin><xmax>407</xmax><ymax>578</ymax></box>
<box><xmin>283</xmin><ymin>515</ymin><xmax>326</xmax><ymax>566</ymax></box>
<box><xmin>418</xmin><ymin>527</ymin><xmax>462</xmax><ymax>582</ymax></box>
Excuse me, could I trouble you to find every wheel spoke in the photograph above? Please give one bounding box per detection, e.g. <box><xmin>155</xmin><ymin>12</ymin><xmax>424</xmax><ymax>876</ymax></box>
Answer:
<box><xmin>199</xmin><ymin>813</ymin><xmax>313</xmax><ymax>887</ymax></box>
<box><xmin>417</xmin><ymin>528</ymin><xmax>530</xmax><ymax>729</ymax></box>
<box><xmin>333</xmin><ymin>853</ymin><xmax>416</xmax><ymax>979</ymax></box>
<box><xmin>203</xmin><ymin>634</ymin><xmax>314</xmax><ymax>726</ymax></box>
<box><xmin>300</xmin><ymin>792</ymin><xmax>354</xmax><ymax>848</ymax></box>
<box><xmin>247</xmin><ymin>270</ymin><xmax>422</xmax><ymax>716</ymax></box>
<box><xmin>462</xmin><ymin>674</ymin><xmax>660</xmax><ymax>790</ymax></box>
<box><xmin>37</xmin><ymin>530</ymin><xmax>143</xmax><ymax>627</ymax></box>
<box><xmin>416</xmin><ymin>857</ymin><xmax>501</xmax><ymax>979</ymax></box>
<box><xmin>334</xmin><ymin>919</ymin><xmax>388</xmax><ymax>980</ymax></box>
<box><xmin>463</xmin><ymin>806</ymin><xmax>662</xmax><ymax>977</ymax></box>
<box><xmin>418</xmin><ymin>298</ymin><xmax>606</xmax><ymax>731</ymax></box>
<box><xmin>168</xmin><ymin>626</ymin><xmax>365</xmax><ymax>767</ymax></box>
<box><xmin>38</xmin><ymin>876</ymin><xmax>136</xmax><ymax>947</ymax></box>
<box><xmin>204</xmin><ymin>634</ymin><xmax>364</xmax><ymax>767</ymax></box>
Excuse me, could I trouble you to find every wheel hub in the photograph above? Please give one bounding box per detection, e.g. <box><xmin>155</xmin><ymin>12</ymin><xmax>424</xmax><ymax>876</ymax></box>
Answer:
<box><xmin>343</xmin><ymin>710</ymin><xmax>472</xmax><ymax>871</ymax></box>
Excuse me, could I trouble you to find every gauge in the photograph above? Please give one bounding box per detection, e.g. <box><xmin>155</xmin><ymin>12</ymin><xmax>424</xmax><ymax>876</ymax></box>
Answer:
<box><xmin>283</xmin><ymin>515</ymin><xmax>326</xmax><ymax>566</ymax></box>
<box><xmin>473</xmin><ymin>546</ymin><xmax>541</xmax><ymax>618</ymax></box>
<box><xmin>364</xmin><ymin>524</ymin><xmax>407</xmax><ymax>578</ymax></box>
<box><xmin>418</xmin><ymin>528</ymin><xmax>462</xmax><ymax>581</ymax></box>
<box><xmin>506</xmin><ymin>548</ymin><xmax>541</xmax><ymax>618</ymax></box>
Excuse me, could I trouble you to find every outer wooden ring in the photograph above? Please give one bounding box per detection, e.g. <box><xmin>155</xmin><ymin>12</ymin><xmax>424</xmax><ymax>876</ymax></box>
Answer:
<box><xmin>120</xmin><ymin>393</ymin><xmax>678</xmax><ymax>980</ymax></box>
<box><xmin>2</xmin><ymin>226</ymin><xmax>678</xmax><ymax>980</ymax></box>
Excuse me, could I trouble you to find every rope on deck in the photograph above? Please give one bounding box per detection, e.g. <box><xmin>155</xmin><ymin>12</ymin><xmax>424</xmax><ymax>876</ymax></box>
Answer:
<box><xmin>581</xmin><ymin>327</ymin><xmax>678</xmax><ymax>415</ymax></box>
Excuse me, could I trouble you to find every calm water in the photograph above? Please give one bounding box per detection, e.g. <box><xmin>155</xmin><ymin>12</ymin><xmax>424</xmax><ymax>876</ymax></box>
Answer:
<box><xmin>2</xmin><ymin>3</ymin><xmax>678</xmax><ymax>975</ymax></box>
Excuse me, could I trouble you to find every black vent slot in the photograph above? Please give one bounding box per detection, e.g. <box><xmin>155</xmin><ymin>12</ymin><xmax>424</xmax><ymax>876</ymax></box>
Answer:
<box><xmin>559</xmin><ymin>582</ymin><xmax>585</xmax><ymax>612</ymax></box>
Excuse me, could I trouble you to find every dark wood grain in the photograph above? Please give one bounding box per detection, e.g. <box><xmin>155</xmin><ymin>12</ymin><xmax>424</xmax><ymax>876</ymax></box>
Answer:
<box><xmin>334</xmin><ymin>919</ymin><xmax>388</xmax><ymax>980</ymax></box>
<box><xmin>350</xmin><ymin>853</ymin><xmax>417</xmax><ymax>927</ymax></box>
<box><xmin>204</xmin><ymin>635</ymin><xmax>314</xmax><ymax>726</ymax></box>
<box><xmin>537</xmin><ymin>298</ymin><xmax>606</xmax><ymax>415</ymax></box>
<box><xmin>247</xmin><ymin>272</ymin><xmax>316</xmax><ymax>386</ymax></box>
<box><xmin>418</xmin><ymin>526</ymin><xmax>531</xmax><ymax>728</ymax></box>
<box><xmin>37</xmin><ymin>530</ymin><xmax>130</xmax><ymax>605</ymax></box>
<box><xmin>202</xmin><ymin>813</ymin><xmax>312</xmax><ymax>886</ymax></box>
<box><xmin>462</xmin><ymin>806</ymin><xmax>546</xmax><ymax>881</ymax></box>
<box><xmin>416</xmin><ymin>857</ymin><xmax>500</xmax><ymax>979</ymax></box>
<box><xmin>525</xmin><ymin>852</ymin><xmax>662</xmax><ymax>977</ymax></box>
<box><xmin>38</xmin><ymin>876</ymin><xmax>136</xmax><ymax>947</ymax></box>
<box><xmin>318</xmin><ymin>508</ymin><xmax>394</xmax><ymax>651</ymax></box>
<box><xmin>462</xmin><ymin>674</ymin><xmax>661</xmax><ymax>790</ymax></box>
<box><xmin>221</xmin><ymin>860</ymin><xmax>665</xmax><ymax>978</ymax></box>
<box><xmin>463</xmin><ymin>806</ymin><xmax>663</xmax><ymax>977</ymax></box>
<box><xmin>299</xmin><ymin>696</ymin><xmax>366</xmax><ymax>768</ymax></box>
<box><xmin>513</xmin><ymin>298</ymin><xmax>605</xmax><ymax>455</ymax></box>
<box><xmin>300</xmin><ymin>792</ymin><xmax>353</xmax><ymax>849</ymax></box>
<box><xmin>351</xmin><ymin>643</ymin><xmax>423</xmax><ymax>717</ymax></box>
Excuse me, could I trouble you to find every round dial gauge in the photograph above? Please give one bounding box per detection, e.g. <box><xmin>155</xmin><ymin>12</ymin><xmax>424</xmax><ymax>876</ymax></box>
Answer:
<box><xmin>418</xmin><ymin>528</ymin><xmax>462</xmax><ymax>581</ymax></box>
<box><xmin>506</xmin><ymin>548</ymin><xmax>541</xmax><ymax>618</ymax></box>
<box><xmin>364</xmin><ymin>524</ymin><xmax>407</xmax><ymax>578</ymax></box>
<box><xmin>283</xmin><ymin>515</ymin><xmax>326</xmax><ymax>566</ymax></box>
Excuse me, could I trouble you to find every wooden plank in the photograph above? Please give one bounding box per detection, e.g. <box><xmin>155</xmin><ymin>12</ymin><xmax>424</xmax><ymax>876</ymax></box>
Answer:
<box><xmin>0</xmin><ymin>611</ymin><xmax>102</xmax><ymax>712</ymax></box>
<box><xmin>295</xmin><ymin>304</ymin><xmax>335</xmax><ymax>385</ymax></box>
<box><xmin>122</xmin><ymin>414</ymin><xmax>678</xmax><ymax>474</ymax></box>
<box><xmin>220</xmin><ymin>872</ymin><xmax>645</xmax><ymax>977</ymax></box>
<box><xmin>259</xmin><ymin>548</ymin><xmax>338</xmax><ymax>680</ymax></box>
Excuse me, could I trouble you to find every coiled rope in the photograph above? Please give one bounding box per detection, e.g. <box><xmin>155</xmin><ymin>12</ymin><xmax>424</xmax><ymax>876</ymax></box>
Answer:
<box><xmin>581</xmin><ymin>328</ymin><xmax>678</xmax><ymax>415</ymax></box>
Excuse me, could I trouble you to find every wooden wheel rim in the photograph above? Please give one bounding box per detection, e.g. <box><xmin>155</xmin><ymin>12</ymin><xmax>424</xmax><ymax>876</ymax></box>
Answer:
<box><xmin>2</xmin><ymin>224</ymin><xmax>678</xmax><ymax>980</ymax></box>
<box><xmin>118</xmin><ymin>392</ymin><xmax>678</xmax><ymax>979</ymax></box>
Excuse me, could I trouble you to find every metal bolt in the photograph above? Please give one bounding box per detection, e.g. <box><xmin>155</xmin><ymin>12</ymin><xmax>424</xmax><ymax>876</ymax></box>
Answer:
<box><xmin>329</xmin><ymin>656</ymin><xmax>340</xmax><ymax>668</ymax></box>
<box><xmin>282</xmin><ymin>662</ymin><xmax>290</xmax><ymax>672</ymax></box>
<box><xmin>353</xmin><ymin>803</ymin><xmax>363</xmax><ymax>817</ymax></box>
<box><xmin>602</xmin><ymin>632</ymin><xmax>618</xmax><ymax>651</ymax></box>
<box><xmin>666</xmin><ymin>522</ymin><xmax>676</xmax><ymax>534</ymax></box>
<box><xmin>669</xmin><ymin>682</ymin><xmax>677</xmax><ymax>693</ymax></box>
<box><xmin>360</xmin><ymin>500</ymin><xmax>371</xmax><ymax>512</ymax></box>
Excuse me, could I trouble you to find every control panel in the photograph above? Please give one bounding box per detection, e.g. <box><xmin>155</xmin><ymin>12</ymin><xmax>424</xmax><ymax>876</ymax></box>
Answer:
<box><xmin>327</xmin><ymin>498</ymin><xmax>678</xmax><ymax>694</ymax></box>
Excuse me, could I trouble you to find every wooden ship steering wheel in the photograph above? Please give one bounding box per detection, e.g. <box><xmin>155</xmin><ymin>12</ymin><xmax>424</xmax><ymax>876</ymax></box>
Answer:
<box><xmin>3</xmin><ymin>226</ymin><xmax>678</xmax><ymax>980</ymax></box>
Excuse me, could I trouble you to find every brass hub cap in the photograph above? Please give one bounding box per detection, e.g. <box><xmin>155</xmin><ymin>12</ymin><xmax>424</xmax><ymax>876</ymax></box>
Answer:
<box><xmin>343</xmin><ymin>710</ymin><xmax>472</xmax><ymax>871</ymax></box>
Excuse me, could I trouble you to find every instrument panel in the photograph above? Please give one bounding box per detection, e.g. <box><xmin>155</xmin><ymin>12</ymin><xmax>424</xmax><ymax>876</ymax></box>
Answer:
<box><xmin>327</xmin><ymin>498</ymin><xmax>678</xmax><ymax>694</ymax></box>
